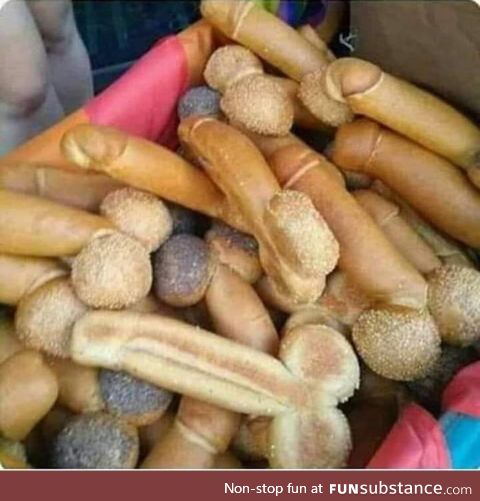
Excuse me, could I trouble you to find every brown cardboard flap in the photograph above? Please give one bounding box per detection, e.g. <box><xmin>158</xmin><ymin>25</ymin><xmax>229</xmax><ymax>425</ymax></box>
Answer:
<box><xmin>351</xmin><ymin>0</ymin><xmax>480</xmax><ymax>120</ymax></box>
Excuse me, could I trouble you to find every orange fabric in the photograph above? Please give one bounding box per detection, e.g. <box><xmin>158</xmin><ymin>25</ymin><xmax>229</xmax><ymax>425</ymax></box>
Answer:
<box><xmin>0</xmin><ymin>21</ymin><xmax>219</xmax><ymax>172</ymax></box>
<box><xmin>0</xmin><ymin>110</ymin><xmax>88</xmax><ymax>171</ymax></box>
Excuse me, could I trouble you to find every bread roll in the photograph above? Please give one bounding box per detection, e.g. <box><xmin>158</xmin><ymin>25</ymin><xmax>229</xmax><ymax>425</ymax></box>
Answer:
<box><xmin>0</xmin><ymin>350</ymin><xmax>58</xmax><ymax>440</ymax></box>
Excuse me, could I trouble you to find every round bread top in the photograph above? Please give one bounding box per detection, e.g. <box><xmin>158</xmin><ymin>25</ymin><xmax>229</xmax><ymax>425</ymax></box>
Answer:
<box><xmin>71</xmin><ymin>231</ymin><xmax>152</xmax><ymax>310</ymax></box>
<box><xmin>99</xmin><ymin>369</ymin><xmax>173</xmax><ymax>426</ymax></box>
<box><xmin>100</xmin><ymin>188</ymin><xmax>172</xmax><ymax>252</ymax></box>
<box><xmin>178</xmin><ymin>86</ymin><xmax>221</xmax><ymax>120</ymax></box>
<box><xmin>153</xmin><ymin>234</ymin><xmax>215</xmax><ymax>307</ymax></box>
<box><xmin>204</xmin><ymin>45</ymin><xmax>263</xmax><ymax>93</ymax></box>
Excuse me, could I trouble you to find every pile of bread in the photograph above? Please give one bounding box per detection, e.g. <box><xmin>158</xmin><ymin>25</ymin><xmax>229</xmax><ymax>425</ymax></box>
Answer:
<box><xmin>0</xmin><ymin>0</ymin><xmax>479</xmax><ymax>469</ymax></box>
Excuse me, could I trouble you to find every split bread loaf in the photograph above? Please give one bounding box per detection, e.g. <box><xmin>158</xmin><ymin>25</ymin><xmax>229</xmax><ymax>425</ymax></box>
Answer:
<box><xmin>144</xmin><ymin>234</ymin><xmax>277</xmax><ymax>468</ymax></box>
<box><xmin>71</xmin><ymin>310</ymin><xmax>359</xmax><ymax>468</ymax></box>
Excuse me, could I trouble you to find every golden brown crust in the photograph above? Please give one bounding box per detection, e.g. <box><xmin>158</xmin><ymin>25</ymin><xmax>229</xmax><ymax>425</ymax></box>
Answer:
<box><xmin>279</xmin><ymin>324</ymin><xmax>359</xmax><ymax>404</ymax></box>
<box><xmin>142</xmin><ymin>398</ymin><xmax>241</xmax><ymax>468</ymax></box>
<box><xmin>269</xmin><ymin>143</ymin><xmax>428</xmax><ymax>309</ymax></box>
<box><xmin>297</xmin><ymin>25</ymin><xmax>335</xmax><ymax>59</ymax></box>
<box><xmin>241</xmin><ymin>129</ymin><xmax>306</xmax><ymax>159</ymax></box>
<box><xmin>372</xmin><ymin>181</ymin><xmax>474</xmax><ymax>268</ymax></box>
<box><xmin>0</xmin><ymin>253</ymin><xmax>67</xmax><ymax>306</ymax></box>
<box><xmin>326</xmin><ymin>58</ymin><xmax>382</xmax><ymax>98</ymax></box>
<box><xmin>179</xmin><ymin>117</ymin><xmax>280</xmax><ymax>218</ymax></box>
<box><xmin>141</xmin><ymin>420</ymin><xmax>217</xmax><ymax>469</ymax></box>
<box><xmin>353</xmin><ymin>190</ymin><xmax>442</xmax><ymax>275</ymax></box>
<box><xmin>176</xmin><ymin>19</ymin><xmax>223</xmax><ymax>88</ymax></box>
<box><xmin>299</xmin><ymin>69</ymin><xmax>354</xmax><ymax>127</ymax></box>
<box><xmin>179</xmin><ymin>117</ymin><xmax>338</xmax><ymax>304</ymax></box>
<box><xmin>232</xmin><ymin>416</ymin><xmax>270</xmax><ymax>462</ymax></box>
<box><xmin>0</xmin><ymin>350</ymin><xmax>58</xmax><ymax>440</ymax></box>
<box><xmin>352</xmin><ymin>307</ymin><xmax>441</xmax><ymax>381</ymax></box>
<box><xmin>62</xmin><ymin>124</ymin><xmax>247</xmax><ymax>232</ymax></box>
<box><xmin>0</xmin><ymin>314</ymin><xmax>22</xmax><ymax>365</ymax></box>
<box><xmin>204</xmin><ymin>46</ymin><xmax>312</xmax><ymax>135</ymax></box>
<box><xmin>316</xmin><ymin>270</ymin><xmax>372</xmax><ymax>329</ymax></box>
<box><xmin>201</xmin><ymin>0</ymin><xmax>331</xmax><ymax>81</ymax></box>
<box><xmin>427</xmin><ymin>265</ymin><xmax>480</xmax><ymax>346</ymax></box>
<box><xmin>255</xmin><ymin>275</ymin><xmax>308</xmax><ymax>314</ymax></box>
<box><xmin>145</xmin><ymin>251</ymin><xmax>278</xmax><ymax>468</ymax></box>
<box><xmin>205</xmin><ymin>222</ymin><xmax>261</xmax><ymax>284</ymax></box>
<box><xmin>139</xmin><ymin>410</ymin><xmax>176</xmax><ymax>454</ymax></box>
<box><xmin>283</xmin><ymin>306</ymin><xmax>349</xmax><ymax>337</ymax></box>
<box><xmin>204</xmin><ymin>28</ymin><xmax>334</xmax><ymax>133</ymax></box>
<box><xmin>326</xmin><ymin>57</ymin><xmax>480</xmax><ymax>170</ymax></box>
<box><xmin>264</xmin><ymin>190</ymin><xmax>338</xmax><ymax>279</ymax></box>
<box><xmin>0</xmin><ymin>164</ymin><xmax>123</xmax><ymax>211</ymax></box>
<box><xmin>332</xmin><ymin>119</ymin><xmax>480</xmax><ymax>248</ymax></box>
<box><xmin>270</xmin><ymin>76</ymin><xmax>332</xmax><ymax>131</ymax></box>
<box><xmin>0</xmin><ymin>189</ymin><xmax>113</xmax><ymax>257</ymax></box>
<box><xmin>205</xmin><ymin>264</ymin><xmax>279</xmax><ymax>355</ymax></box>
<box><xmin>245</xmin><ymin>130</ymin><xmax>345</xmax><ymax>186</ymax></box>
<box><xmin>48</xmin><ymin>358</ymin><xmax>104</xmax><ymax>414</ymax></box>
<box><xmin>128</xmin><ymin>295</ymin><xmax>183</xmax><ymax>320</ymax></box>
<box><xmin>176</xmin><ymin>397</ymin><xmax>241</xmax><ymax>456</ymax></box>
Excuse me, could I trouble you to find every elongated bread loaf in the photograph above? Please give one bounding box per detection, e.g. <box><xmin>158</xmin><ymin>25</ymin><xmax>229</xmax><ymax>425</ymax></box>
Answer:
<box><xmin>332</xmin><ymin>119</ymin><xmax>480</xmax><ymax>247</ymax></box>
<box><xmin>301</xmin><ymin>57</ymin><xmax>480</xmax><ymax>171</ymax></box>
<box><xmin>179</xmin><ymin>117</ymin><xmax>338</xmax><ymax>304</ymax></box>
<box><xmin>353</xmin><ymin>190</ymin><xmax>441</xmax><ymax>275</ymax></box>
<box><xmin>0</xmin><ymin>254</ymin><xmax>67</xmax><ymax>305</ymax></box>
<box><xmin>0</xmin><ymin>190</ymin><xmax>113</xmax><ymax>257</ymax></box>
<box><xmin>62</xmin><ymin>124</ymin><xmax>247</xmax><ymax>232</ymax></box>
<box><xmin>201</xmin><ymin>0</ymin><xmax>331</xmax><ymax>81</ymax></box>
<box><xmin>268</xmin><ymin>143</ymin><xmax>428</xmax><ymax>309</ymax></box>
